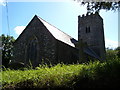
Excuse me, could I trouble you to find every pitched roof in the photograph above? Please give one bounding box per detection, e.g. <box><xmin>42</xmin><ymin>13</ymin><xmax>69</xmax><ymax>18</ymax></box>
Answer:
<box><xmin>36</xmin><ymin>15</ymin><xmax>76</xmax><ymax>47</ymax></box>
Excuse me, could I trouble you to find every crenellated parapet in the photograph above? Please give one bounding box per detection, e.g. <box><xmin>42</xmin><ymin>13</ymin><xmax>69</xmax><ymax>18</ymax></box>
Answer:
<box><xmin>78</xmin><ymin>12</ymin><xmax>102</xmax><ymax>23</ymax></box>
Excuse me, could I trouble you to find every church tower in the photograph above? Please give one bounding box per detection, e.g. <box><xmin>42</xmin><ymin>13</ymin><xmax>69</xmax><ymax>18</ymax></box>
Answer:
<box><xmin>78</xmin><ymin>12</ymin><xmax>106</xmax><ymax>60</ymax></box>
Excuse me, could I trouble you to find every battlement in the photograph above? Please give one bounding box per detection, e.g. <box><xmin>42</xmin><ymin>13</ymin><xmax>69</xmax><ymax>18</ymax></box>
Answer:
<box><xmin>79</xmin><ymin>12</ymin><xmax>98</xmax><ymax>17</ymax></box>
<box><xmin>78</xmin><ymin>12</ymin><xmax>102</xmax><ymax>20</ymax></box>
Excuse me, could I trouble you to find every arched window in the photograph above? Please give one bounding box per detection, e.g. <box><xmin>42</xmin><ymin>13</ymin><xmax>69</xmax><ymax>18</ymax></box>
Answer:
<box><xmin>26</xmin><ymin>37</ymin><xmax>38</xmax><ymax>66</ymax></box>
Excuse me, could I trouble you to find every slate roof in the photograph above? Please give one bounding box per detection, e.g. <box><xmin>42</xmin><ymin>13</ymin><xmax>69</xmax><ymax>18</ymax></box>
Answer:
<box><xmin>37</xmin><ymin>15</ymin><xmax>77</xmax><ymax>47</ymax></box>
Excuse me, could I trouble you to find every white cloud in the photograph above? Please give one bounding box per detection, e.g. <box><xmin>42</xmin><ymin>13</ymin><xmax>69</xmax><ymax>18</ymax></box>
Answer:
<box><xmin>0</xmin><ymin>0</ymin><xmax>6</xmax><ymax>6</ymax></box>
<box><xmin>105</xmin><ymin>38</ymin><xmax>118</xmax><ymax>49</ymax></box>
<box><xmin>14</xmin><ymin>26</ymin><xmax>26</xmax><ymax>35</ymax></box>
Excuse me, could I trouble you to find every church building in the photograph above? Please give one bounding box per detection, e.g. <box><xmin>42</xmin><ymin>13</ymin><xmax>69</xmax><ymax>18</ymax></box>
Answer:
<box><xmin>13</xmin><ymin>12</ymin><xmax>105</xmax><ymax>66</ymax></box>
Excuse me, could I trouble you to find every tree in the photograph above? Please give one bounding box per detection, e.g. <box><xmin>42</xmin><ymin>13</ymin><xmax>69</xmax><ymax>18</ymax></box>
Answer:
<box><xmin>75</xmin><ymin>1</ymin><xmax>120</xmax><ymax>13</ymax></box>
<box><xmin>115</xmin><ymin>47</ymin><xmax>120</xmax><ymax>58</ymax></box>
<box><xmin>1</xmin><ymin>34</ymin><xmax>15</xmax><ymax>67</ymax></box>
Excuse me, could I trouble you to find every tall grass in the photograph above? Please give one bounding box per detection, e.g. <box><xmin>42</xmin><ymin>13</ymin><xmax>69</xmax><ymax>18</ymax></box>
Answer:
<box><xmin>1</xmin><ymin>50</ymin><xmax>120</xmax><ymax>88</ymax></box>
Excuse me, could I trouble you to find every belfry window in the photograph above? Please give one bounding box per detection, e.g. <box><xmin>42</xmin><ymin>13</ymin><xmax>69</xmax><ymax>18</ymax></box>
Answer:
<box><xmin>86</xmin><ymin>27</ymin><xmax>90</xmax><ymax>33</ymax></box>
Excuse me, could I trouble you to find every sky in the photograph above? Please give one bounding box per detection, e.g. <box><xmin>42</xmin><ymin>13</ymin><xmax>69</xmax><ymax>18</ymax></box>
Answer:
<box><xmin>0</xmin><ymin>0</ymin><xmax>119</xmax><ymax>49</ymax></box>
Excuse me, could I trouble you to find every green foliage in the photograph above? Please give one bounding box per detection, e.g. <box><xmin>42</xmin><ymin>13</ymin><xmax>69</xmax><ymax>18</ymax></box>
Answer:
<box><xmin>115</xmin><ymin>47</ymin><xmax>120</xmax><ymax>58</ymax></box>
<box><xmin>75</xmin><ymin>1</ymin><xmax>120</xmax><ymax>13</ymax></box>
<box><xmin>1</xmin><ymin>34</ymin><xmax>15</xmax><ymax>67</ymax></box>
<box><xmin>1</xmin><ymin>55</ymin><xmax>120</xmax><ymax>89</ymax></box>
<box><xmin>106</xmin><ymin>49</ymin><xmax>118</xmax><ymax>60</ymax></box>
<box><xmin>1</xmin><ymin>48</ymin><xmax>120</xmax><ymax>88</ymax></box>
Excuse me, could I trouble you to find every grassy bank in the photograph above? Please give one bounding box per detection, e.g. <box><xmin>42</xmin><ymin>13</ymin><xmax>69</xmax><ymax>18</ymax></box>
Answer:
<box><xmin>1</xmin><ymin>56</ymin><xmax>120</xmax><ymax>89</ymax></box>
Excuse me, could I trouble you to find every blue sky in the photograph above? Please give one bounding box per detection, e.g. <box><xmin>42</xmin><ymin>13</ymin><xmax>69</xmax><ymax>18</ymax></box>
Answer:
<box><xmin>0</xmin><ymin>0</ymin><xmax>119</xmax><ymax>49</ymax></box>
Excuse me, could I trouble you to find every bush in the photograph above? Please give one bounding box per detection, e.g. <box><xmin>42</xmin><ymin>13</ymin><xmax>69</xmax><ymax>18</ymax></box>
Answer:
<box><xmin>106</xmin><ymin>49</ymin><xmax>118</xmax><ymax>60</ymax></box>
<box><xmin>1</xmin><ymin>49</ymin><xmax>120</xmax><ymax>89</ymax></box>
<box><xmin>1</xmin><ymin>56</ymin><xmax>120</xmax><ymax>89</ymax></box>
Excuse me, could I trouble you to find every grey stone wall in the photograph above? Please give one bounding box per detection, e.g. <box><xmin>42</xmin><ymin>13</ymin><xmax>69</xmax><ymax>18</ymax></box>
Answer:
<box><xmin>56</xmin><ymin>40</ymin><xmax>78</xmax><ymax>64</ymax></box>
<box><xmin>40</xmin><ymin>26</ymin><xmax>56</xmax><ymax>65</ymax></box>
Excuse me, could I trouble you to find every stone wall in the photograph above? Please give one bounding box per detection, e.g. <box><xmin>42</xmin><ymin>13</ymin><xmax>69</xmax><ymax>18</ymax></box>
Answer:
<box><xmin>56</xmin><ymin>40</ymin><xmax>78</xmax><ymax>64</ymax></box>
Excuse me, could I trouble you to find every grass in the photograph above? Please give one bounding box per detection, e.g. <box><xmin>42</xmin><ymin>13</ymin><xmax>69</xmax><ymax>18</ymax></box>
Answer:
<box><xmin>1</xmin><ymin>50</ymin><xmax>120</xmax><ymax>89</ymax></box>
<box><xmin>2</xmin><ymin>63</ymin><xmax>84</xmax><ymax>88</ymax></box>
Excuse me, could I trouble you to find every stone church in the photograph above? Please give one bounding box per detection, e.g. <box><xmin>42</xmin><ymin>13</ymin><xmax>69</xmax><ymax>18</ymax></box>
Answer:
<box><xmin>13</xmin><ymin>12</ymin><xmax>105</xmax><ymax>66</ymax></box>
